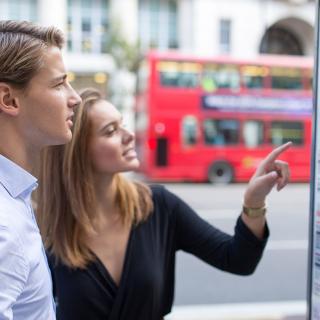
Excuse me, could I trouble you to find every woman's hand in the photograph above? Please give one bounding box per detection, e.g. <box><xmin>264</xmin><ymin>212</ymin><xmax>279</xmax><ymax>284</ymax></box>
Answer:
<box><xmin>244</xmin><ymin>142</ymin><xmax>292</xmax><ymax>209</ymax></box>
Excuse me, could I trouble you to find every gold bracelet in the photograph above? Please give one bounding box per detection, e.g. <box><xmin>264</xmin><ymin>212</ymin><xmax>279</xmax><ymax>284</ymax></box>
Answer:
<box><xmin>242</xmin><ymin>203</ymin><xmax>267</xmax><ymax>218</ymax></box>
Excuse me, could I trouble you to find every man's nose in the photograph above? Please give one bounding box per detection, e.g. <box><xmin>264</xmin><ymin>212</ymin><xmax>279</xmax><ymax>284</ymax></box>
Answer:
<box><xmin>68</xmin><ymin>88</ymin><xmax>82</xmax><ymax>109</ymax></box>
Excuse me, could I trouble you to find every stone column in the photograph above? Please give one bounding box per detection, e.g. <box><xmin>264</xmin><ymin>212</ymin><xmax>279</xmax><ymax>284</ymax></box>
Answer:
<box><xmin>109</xmin><ymin>0</ymin><xmax>138</xmax><ymax>44</ymax></box>
<box><xmin>38</xmin><ymin>0</ymin><xmax>67</xmax><ymax>32</ymax></box>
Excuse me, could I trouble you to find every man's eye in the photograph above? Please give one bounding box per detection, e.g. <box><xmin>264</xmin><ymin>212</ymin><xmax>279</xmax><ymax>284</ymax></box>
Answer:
<box><xmin>55</xmin><ymin>82</ymin><xmax>64</xmax><ymax>88</ymax></box>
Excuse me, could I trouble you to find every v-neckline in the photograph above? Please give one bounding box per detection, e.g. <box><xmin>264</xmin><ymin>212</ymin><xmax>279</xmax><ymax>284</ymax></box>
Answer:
<box><xmin>91</xmin><ymin>226</ymin><xmax>134</xmax><ymax>290</ymax></box>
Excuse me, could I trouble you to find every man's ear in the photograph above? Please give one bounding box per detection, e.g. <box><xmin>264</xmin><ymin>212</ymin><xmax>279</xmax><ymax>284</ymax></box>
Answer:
<box><xmin>0</xmin><ymin>82</ymin><xmax>20</xmax><ymax>116</ymax></box>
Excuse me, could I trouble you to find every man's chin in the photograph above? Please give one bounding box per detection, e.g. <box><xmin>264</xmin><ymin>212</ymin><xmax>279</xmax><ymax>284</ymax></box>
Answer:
<box><xmin>45</xmin><ymin>132</ymin><xmax>72</xmax><ymax>147</ymax></box>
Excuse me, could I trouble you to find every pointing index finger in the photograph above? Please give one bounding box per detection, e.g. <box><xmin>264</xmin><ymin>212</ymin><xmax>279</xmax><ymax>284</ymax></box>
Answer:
<box><xmin>265</xmin><ymin>141</ymin><xmax>292</xmax><ymax>163</ymax></box>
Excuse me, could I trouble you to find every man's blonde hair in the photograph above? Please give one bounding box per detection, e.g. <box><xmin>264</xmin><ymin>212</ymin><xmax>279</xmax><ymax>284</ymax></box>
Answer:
<box><xmin>0</xmin><ymin>20</ymin><xmax>64</xmax><ymax>89</ymax></box>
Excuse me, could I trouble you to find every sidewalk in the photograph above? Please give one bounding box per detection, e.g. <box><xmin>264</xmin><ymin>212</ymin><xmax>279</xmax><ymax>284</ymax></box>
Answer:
<box><xmin>166</xmin><ymin>300</ymin><xmax>306</xmax><ymax>320</ymax></box>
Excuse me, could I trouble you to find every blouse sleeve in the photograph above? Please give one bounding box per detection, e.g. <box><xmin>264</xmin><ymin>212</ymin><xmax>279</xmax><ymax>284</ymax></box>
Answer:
<box><xmin>160</xmin><ymin>186</ymin><xmax>269</xmax><ymax>275</ymax></box>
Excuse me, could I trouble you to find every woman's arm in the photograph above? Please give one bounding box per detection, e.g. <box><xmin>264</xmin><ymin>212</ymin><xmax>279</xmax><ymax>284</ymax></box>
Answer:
<box><xmin>161</xmin><ymin>187</ymin><xmax>268</xmax><ymax>275</ymax></box>
<box><xmin>242</xmin><ymin>142</ymin><xmax>291</xmax><ymax>239</ymax></box>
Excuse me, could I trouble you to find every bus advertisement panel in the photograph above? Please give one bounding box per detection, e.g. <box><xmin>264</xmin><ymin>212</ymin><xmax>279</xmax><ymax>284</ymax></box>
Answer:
<box><xmin>135</xmin><ymin>51</ymin><xmax>313</xmax><ymax>183</ymax></box>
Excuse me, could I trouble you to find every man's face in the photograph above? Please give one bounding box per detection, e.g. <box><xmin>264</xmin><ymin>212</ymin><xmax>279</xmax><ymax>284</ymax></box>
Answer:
<box><xmin>15</xmin><ymin>46</ymin><xmax>81</xmax><ymax>148</ymax></box>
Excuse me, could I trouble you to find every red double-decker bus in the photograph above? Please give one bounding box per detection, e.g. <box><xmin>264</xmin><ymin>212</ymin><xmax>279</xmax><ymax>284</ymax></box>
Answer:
<box><xmin>135</xmin><ymin>51</ymin><xmax>313</xmax><ymax>183</ymax></box>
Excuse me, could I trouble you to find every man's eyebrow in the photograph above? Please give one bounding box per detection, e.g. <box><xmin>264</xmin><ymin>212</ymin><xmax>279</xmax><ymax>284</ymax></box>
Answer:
<box><xmin>50</xmin><ymin>74</ymin><xmax>67</xmax><ymax>84</ymax></box>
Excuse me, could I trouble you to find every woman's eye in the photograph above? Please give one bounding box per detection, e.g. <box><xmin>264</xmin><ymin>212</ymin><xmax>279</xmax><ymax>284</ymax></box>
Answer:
<box><xmin>106</xmin><ymin>127</ymin><xmax>117</xmax><ymax>135</ymax></box>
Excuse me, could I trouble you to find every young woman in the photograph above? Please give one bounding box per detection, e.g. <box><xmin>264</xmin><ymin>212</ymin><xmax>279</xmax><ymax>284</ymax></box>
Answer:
<box><xmin>0</xmin><ymin>20</ymin><xmax>81</xmax><ymax>320</ymax></box>
<box><xmin>37</xmin><ymin>88</ymin><xmax>291</xmax><ymax>320</ymax></box>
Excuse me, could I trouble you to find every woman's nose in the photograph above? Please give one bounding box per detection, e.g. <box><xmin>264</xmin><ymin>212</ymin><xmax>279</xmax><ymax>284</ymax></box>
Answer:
<box><xmin>122</xmin><ymin>127</ymin><xmax>135</xmax><ymax>144</ymax></box>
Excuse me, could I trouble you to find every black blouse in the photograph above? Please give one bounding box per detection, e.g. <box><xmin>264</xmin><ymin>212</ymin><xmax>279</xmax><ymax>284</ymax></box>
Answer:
<box><xmin>49</xmin><ymin>185</ymin><xmax>269</xmax><ymax>320</ymax></box>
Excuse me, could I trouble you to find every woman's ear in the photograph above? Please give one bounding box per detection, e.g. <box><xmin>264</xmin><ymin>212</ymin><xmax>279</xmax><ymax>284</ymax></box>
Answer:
<box><xmin>0</xmin><ymin>83</ymin><xmax>20</xmax><ymax>116</ymax></box>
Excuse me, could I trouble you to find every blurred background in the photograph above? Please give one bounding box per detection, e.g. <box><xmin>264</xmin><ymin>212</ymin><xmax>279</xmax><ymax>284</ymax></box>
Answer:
<box><xmin>2</xmin><ymin>0</ymin><xmax>314</xmax><ymax>136</ymax></box>
<box><xmin>3</xmin><ymin>0</ymin><xmax>316</xmax><ymax>318</ymax></box>
<box><xmin>1</xmin><ymin>0</ymin><xmax>313</xmax><ymax>185</ymax></box>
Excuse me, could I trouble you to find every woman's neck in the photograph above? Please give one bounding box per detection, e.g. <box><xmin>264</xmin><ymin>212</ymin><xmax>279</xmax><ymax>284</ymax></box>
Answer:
<box><xmin>93</xmin><ymin>173</ymin><xmax>119</xmax><ymax>219</ymax></box>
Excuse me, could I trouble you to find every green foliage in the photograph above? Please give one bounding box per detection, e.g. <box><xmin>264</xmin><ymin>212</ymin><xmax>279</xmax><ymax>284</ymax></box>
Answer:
<box><xmin>105</xmin><ymin>20</ymin><xmax>142</xmax><ymax>73</ymax></box>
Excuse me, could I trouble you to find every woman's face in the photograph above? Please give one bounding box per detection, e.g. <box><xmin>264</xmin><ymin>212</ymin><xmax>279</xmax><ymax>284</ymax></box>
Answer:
<box><xmin>88</xmin><ymin>100</ymin><xmax>140</xmax><ymax>175</ymax></box>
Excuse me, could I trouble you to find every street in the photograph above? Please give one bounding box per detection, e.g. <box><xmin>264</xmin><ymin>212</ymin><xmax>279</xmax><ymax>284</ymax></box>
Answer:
<box><xmin>161</xmin><ymin>183</ymin><xmax>310</xmax><ymax>306</ymax></box>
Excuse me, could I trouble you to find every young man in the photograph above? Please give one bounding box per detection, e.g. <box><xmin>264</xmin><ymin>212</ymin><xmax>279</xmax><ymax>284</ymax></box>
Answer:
<box><xmin>0</xmin><ymin>20</ymin><xmax>81</xmax><ymax>319</ymax></box>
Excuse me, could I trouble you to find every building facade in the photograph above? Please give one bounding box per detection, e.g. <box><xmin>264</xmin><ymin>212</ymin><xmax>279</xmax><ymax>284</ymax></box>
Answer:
<box><xmin>0</xmin><ymin>0</ymin><xmax>315</xmax><ymax>96</ymax></box>
<box><xmin>177</xmin><ymin>0</ymin><xmax>315</xmax><ymax>57</ymax></box>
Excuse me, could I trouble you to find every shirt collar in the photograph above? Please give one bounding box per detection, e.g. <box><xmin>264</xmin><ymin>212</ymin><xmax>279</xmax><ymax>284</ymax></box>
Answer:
<box><xmin>0</xmin><ymin>155</ymin><xmax>38</xmax><ymax>198</ymax></box>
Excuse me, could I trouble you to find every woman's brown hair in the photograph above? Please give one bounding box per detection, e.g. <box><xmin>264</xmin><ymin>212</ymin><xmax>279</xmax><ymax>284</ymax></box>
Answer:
<box><xmin>36</xmin><ymin>88</ymin><xmax>153</xmax><ymax>268</ymax></box>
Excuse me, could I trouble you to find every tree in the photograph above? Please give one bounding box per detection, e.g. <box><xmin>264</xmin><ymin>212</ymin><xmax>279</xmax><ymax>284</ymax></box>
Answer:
<box><xmin>105</xmin><ymin>20</ymin><xmax>142</xmax><ymax>73</ymax></box>
<box><xmin>105</xmin><ymin>20</ymin><xmax>141</xmax><ymax>130</ymax></box>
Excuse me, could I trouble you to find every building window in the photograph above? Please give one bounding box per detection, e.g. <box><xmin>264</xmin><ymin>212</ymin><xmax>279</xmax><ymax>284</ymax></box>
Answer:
<box><xmin>67</xmin><ymin>0</ymin><xmax>109</xmax><ymax>54</ymax></box>
<box><xmin>139</xmin><ymin>0</ymin><xmax>178</xmax><ymax>50</ymax></box>
<box><xmin>260</xmin><ymin>26</ymin><xmax>303</xmax><ymax>55</ymax></box>
<box><xmin>168</xmin><ymin>0</ymin><xmax>178</xmax><ymax>48</ymax></box>
<box><xmin>0</xmin><ymin>0</ymin><xmax>37</xmax><ymax>21</ymax></box>
<box><xmin>219</xmin><ymin>19</ymin><xmax>231</xmax><ymax>54</ymax></box>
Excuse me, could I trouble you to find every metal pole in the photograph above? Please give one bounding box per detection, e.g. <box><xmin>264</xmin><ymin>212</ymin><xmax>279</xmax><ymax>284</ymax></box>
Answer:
<box><xmin>308</xmin><ymin>1</ymin><xmax>320</xmax><ymax>319</ymax></box>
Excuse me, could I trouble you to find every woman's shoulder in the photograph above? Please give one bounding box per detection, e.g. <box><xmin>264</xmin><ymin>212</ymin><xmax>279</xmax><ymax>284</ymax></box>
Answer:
<box><xmin>149</xmin><ymin>184</ymin><xmax>168</xmax><ymax>200</ymax></box>
<box><xmin>148</xmin><ymin>184</ymin><xmax>181</xmax><ymax>212</ymax></box>
<box><xmin>149</xmin><ymin>183</ymin><xmax>165</xmax><ymax>196</ymax></box>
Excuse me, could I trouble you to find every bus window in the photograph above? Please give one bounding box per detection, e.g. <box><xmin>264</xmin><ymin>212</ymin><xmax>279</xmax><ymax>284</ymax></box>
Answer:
<box><xmin>203</xmin><ymin>119</ymin><xmax>239</xmax><ymax>145</ymax></box>
<box><xmin>243</xmin><ymin>120</ymin><xmax>264</xmax><ymax>147</ymax></box>
<box><xmin>271</xmin><ymin>67</ymin><xmax>303</xmax><ymax>90</ymax></box>
<box><xmin>182</xmin><ymin>116</ymin><xmax>198</xmax><ymax>145</ymax></box>
<box><xmin>306</xmin><ymin>75</ymin><xmax>313</xmax><ymax>90</ymax></box>
<box><xmin>157</xmin><ymin>61</ymin><xmax>201</xmax><ymax>88</ymax></box>
<box><xmin>241</xmin><ymin>65</ymin><xmax>268</xmax><ymax>89</ymax></box>
<box><xmin>270</xmin><ymin>121</ymin><xmax>304</xmax><ymax>145</ymax></box>
<box><xmin>202</xmin><ymin>64</ymin><xmax>240</xmax><ymax>91</ymax></box>
<box><xmin>306</xmin><ymin>69</ymin><xmax>313</xmax><ymax>90</ymax></box>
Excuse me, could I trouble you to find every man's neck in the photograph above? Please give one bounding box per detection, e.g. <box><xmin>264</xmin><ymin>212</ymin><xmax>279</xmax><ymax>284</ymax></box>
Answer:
<box><xmin>0</xmin><ymin>148</ymin><xmax>38</xmax><ymax>174</ymax></box>
<box><xmin>0</xmin><ymin>125</ymin><xmax>39</xmax><ymax>173</ymax></box>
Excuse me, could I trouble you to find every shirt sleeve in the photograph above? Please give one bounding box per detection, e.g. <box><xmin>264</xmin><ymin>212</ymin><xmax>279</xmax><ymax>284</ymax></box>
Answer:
<box><xmin>161</xmin><ymin>186</ymin><xmax>269</xmax><ymax>275</ymax></box>
<box><xmin>46</xmin><ymin>252</ymin><xmax>56</xmax><ymax>299</ymax></box>
<box><xmin>0</xmin><ymin>225</ymin><xmax>29</xmax><ymax>320</ymax></box>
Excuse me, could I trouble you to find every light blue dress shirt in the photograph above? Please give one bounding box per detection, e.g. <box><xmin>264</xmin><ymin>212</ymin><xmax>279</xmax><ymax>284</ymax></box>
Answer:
<box><xmin>0</xmin><ymin>155</ymin><xmax>56</xmax><ymax>320</ymax></box>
